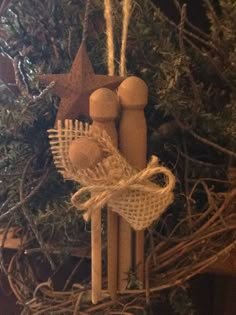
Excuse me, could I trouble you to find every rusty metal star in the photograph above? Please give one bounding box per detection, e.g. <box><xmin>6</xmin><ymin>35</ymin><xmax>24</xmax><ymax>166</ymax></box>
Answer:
<box><xmin>38</xmin><ymin>42</ymin><xmax>124</xmax><ymax>122</ymax></box>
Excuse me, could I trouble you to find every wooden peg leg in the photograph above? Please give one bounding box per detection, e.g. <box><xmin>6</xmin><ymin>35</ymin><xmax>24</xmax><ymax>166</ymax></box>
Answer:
<box><xmin>136</xmin><ymin>230</ymin><xmax>145</xmax><ymax>283</ymax></box>
<box><xmin>108</xmin><ymin>210</ymin><xmax>118</xmax><ymax>300</ymax></box>
<box><xmin>118</xmin><ymin>218</ymin><xmax>132</xmax><ymax>292</ymax></box>
<box><xmin>91</xmin><ymin>210</ymin><xmax>102</xmax><ymax>304</ymax></box>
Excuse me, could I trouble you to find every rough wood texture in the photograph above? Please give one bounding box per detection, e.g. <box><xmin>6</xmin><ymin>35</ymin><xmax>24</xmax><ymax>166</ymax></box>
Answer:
<box><xmin>38</xmin><ymin>42</ymin><xmax>123</xmax><ymax>122</ymax></box>
<box><xmin>90</xmin><ymin>88</ymin><xmax>119</xmax><ymax>302</ymax></box>
<box><xmin>118</xmin><ymin>76</ymin><xmax>148</xmax><ymax>291</ymax></box>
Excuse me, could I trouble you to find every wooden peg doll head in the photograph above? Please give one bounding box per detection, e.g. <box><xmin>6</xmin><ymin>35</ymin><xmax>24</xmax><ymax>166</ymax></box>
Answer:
<box><xmin>118</xmin><ymin>76</ymin><xmax>148</xmax><ymax>109</ymax></box>
<box><xmin>90</xmin><ymin>88</ymin><xmax>118</xmax><ymax>146</ymax></box>
<box><xmin>69</xmin><ymin>137</ymin><xmax>103</xmax><ymax>170</ymax></box>
<box><xmin>90</xmin><ymin>88</ymin><xmax>118</xmax><ymax>121</ymax></box>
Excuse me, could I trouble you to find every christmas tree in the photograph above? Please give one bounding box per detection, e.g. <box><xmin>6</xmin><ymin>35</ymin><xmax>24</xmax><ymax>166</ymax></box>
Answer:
<box><xmin>0</xmin><ymin>0</ymin><xmax>235</xmax><ymax>314</ymax></box>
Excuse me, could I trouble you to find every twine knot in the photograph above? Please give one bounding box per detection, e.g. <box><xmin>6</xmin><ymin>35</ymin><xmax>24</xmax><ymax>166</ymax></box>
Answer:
<box><xmin>71</xmin><ymin>156</ymin><xmax>175</xmax><ymax>222</ymax></box>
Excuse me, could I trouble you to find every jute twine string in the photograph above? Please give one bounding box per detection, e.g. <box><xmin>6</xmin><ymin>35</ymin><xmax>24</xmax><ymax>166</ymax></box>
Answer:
<box><xmin>104</xmin><ymin>0</ymin><xmax>132</xmax><ymax>76</ymax></box>
<box><xmin>104</xmin><ymin>0</ymin><xmax>115</xmax><ymax>75</ymax></box>
<box><xmin>82</xmin><ymin>0</ymin><xmax>91</xmax><ymax>43</ymax></box>
<box><xmin>120</xmin><ymin>0</ymin><xmax>132</xmax><ymax>76</ymax></box>
<box><xmin>48</xmin><ymin>120</ymin><xmax>175</xmax><ymax>230</ymax></box>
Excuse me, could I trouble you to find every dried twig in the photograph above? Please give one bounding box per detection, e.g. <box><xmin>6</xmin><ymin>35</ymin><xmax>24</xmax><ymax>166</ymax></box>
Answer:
<box><xmin>22</xmin><ymin>81</ymin><xmax>55</xmax><ymax>113</ymax></box>
<box><xmin>173</xmin><ymin>0</ymin><xmax>210</xmax><ymax>40</ymax></box>
<box><xmin>178</xmin><ymin>4</ymin><xmax>203</xmax><ymax>112</ymax></box>
<box><xmin>149</xmin><ymin>1</ymin><xmax>219</xmax><ymax>52</ymax></box>
<box><xmin>0</xmin><ymin>161</ymin><xmax>50</xmax><ymax>222</ymax></box>
<box><xmin>19</xmin><ymin>155</ymin><xmax>55</xmax><ymax>270</ymax></box>
<box><xmin>175</xmin><ymin>118</ymin><xmax>236</xmax><ymax>159</ymax></box>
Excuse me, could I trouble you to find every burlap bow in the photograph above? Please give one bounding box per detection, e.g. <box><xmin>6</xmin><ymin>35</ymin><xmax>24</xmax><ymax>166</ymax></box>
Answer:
<box><xmin>48</xmin><ymin>120</ymin><xmax>176</xmax><ymax>230</ymax></box>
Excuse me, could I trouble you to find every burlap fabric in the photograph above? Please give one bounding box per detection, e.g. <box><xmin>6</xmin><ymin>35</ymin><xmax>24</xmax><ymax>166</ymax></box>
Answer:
<box><xmin>48</xmin><ymin>120</ymin><xmax>176</xmax><ymax>230</ymax></box>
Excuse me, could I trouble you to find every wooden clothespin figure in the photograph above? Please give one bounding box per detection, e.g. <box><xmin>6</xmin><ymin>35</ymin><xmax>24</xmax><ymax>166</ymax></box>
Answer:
<box><xmin>69</xmin><ymin>87</ymin><xmax>119</xmax><ymax>303</ymax></box>
<box><xmin>90</xmin><ymin>88</ymin><xmax>119</xmax><ymax>302</ymax></box>
<box><xmin>68</xmin><ymin>133</ymin><xmax>103</xmax><ymax>305</ymax></box>
<box><xmin>118</xmin><ymin>76</ymin><xmax>148</xmax><ymax>291</ymax></box>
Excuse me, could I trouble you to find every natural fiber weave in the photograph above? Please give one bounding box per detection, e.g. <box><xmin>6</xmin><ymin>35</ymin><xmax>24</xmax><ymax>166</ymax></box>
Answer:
<box><xmin>48</xmin><ymin>120</ymin><xmax>175</xmax><ymax>230</ymax></box>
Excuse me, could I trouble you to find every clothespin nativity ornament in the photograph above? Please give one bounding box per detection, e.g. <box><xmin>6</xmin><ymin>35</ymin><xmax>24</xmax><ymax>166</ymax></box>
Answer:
<box><xmin>48</xmin><ymin>76</ymin><xmax>176</xmax><ymax>302</ymax></box>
